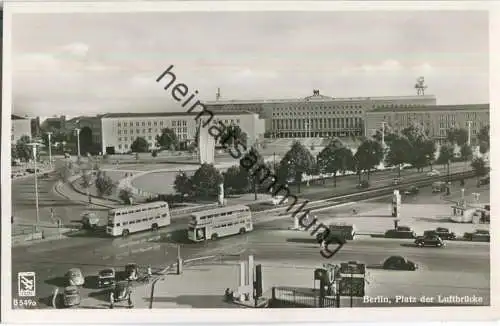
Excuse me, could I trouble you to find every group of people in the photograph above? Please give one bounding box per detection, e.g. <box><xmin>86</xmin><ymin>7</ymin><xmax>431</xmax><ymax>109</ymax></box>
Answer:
<box><xmin>109</xmin><ymin>266</ymin><xmax>153</xmax><ymax>309</ymax></box>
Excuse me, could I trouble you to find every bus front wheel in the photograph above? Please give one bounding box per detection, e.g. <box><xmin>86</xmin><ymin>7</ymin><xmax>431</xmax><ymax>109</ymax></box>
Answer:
<box><xmin>239</xmin><ymin>228</ymin><xmax>246</xmax><ymax>234</ymax></box>
<box><xmin>151</xmin><ymin>223</ymin><xmax>159</xmax><ymax>231</ymax></box>
<box><xmin>211</xmin><ymin>233</ymin><xmax>218</xmax><ymax>240</ymax></box>
<box><xmin>122</xmin><ymin>229</ymin><xmax>130</xmax><ymax>237</ymax></box>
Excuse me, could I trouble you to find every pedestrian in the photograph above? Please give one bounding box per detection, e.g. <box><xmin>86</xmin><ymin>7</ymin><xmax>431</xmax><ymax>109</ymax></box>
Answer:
<box><xmin>127</xmin><ymin>290</ymin><xmax>133</xmax><ymax>308</ymax></box>
<box><xmin>109</xmin><ymin>291</ymin><xmax>114</xmax><ymax>309</ymax></box>
<box><xmin>147</xmin><ymin>265</ymin><xmax>152</xmax><ymax>278</ymax></box>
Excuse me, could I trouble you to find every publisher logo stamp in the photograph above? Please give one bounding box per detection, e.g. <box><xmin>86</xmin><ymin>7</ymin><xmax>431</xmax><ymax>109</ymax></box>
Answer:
<box><xmin>18</xmin><ymin>272</ymin><xmax>36</xmax><ymax>297</ymax></box>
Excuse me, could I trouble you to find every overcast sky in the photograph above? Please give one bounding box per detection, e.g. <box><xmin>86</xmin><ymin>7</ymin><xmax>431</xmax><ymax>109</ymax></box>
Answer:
<box><xmin>11</xmin><ymin>10</ymin><xmax>489</xmax><ymax>117</ymax></box>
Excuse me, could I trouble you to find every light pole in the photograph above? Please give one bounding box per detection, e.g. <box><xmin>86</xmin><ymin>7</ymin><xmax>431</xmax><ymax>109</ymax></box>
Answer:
<box><xmin>29</xmin><ymin>142</ymin><xmax>42</xmax><ymax>232</ymax></box>
<box><xmin>466</xmin><ymin>121</ymin><xmax>472</xmax><ymax>146</ymax></box>
<box><xmin>75</xmin><ymin>128</ymin><xmax>81</xmax><ymax>157</ymax></box>
<box><xmin>381</xmin><ymin>122</ymin><xmax>386</xmax><ymax>148</ymax></box>
<box><xmin>46</xmin><ymin>132</ymin><xmax>53</xmax><ymax>169</ymax></box>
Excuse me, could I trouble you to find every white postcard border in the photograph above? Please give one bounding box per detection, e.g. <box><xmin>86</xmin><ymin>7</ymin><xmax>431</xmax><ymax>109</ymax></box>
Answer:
<box><xmin>2</xmin><ymin>1</ymin><xmax>499</xmax><ymax>324</ymax></box>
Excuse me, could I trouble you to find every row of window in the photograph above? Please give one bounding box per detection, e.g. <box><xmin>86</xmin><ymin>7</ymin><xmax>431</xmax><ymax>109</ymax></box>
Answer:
<box><xmin>273</xmin><ymin>110</ymin><xmax>363</xmax><ymax>117</ymax></box>
<box><xmin>196</xmin><ymin>208</ymin><xmax>250</xmax><ymax>221</ymax></box>
<box><xmin>117</xmin><ymin>127</ymin><xmax>188</xmax><ymax>135</ymax></box>
<box><xmin>110</xmin><ymin>214</ymin><xmax>167</xmax><ymax>227</ymax></box>
<box><xmin>117</xmin><ymin>120</ymin><xmax>188</xmax><ymax>128</ymax></box>
<box><xmin>272</xmin><ymin>118</ymin><xmax>363</xmax><ymax>130</ymax></box>
<box><xmin>113</xmin><ymin>204</ymin><xmax>168</xmax><ymax>216</ymax></box>
<box><xmin>213</xmin><ymin>219</ymin><xmax>247</xmax><ymax>229</ymax></box>
<box><xmin>273</xmin><ymin>105</ymin><xmax>363</xmax><ymax>111</ymax></box>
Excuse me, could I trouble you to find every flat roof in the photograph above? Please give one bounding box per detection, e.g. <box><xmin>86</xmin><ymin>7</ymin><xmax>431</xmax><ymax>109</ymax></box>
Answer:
<box><xmin>101</xmin><ymin>110</ymin><xmax>257</xmax><ymax>119</ymax></box>
<box><xmin>205</xmin><ymin>94</ymin><xmax>437</xmax><ymax>106</ymax></box>
<box><xmin>368</xmin><ymin>103</ymin><xmax>490</xmax><ymax>113</ymax></box>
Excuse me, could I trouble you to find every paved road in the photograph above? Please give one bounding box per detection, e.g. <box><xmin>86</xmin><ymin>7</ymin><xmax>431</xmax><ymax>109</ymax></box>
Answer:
<box><xmin>11</xmin><ymin>164</ymin><xmax>487</xmax><ymax>308</ymax></box>
<box><xmin>11</xmin><ymin>174</ymin><xmax>109</xmax><ymax>229</ymax></box>
<box><xmin>12</xmin><ymin>218</ymin><xmax>489</xmax><ymax>309</ymax></box>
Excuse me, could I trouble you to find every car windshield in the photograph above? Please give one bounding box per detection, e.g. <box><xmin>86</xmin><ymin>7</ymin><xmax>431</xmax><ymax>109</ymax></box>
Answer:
<box><xmin>100</xmin><ymin>270</ymin><xmax>114</xmax><ymax>276</ymax></box>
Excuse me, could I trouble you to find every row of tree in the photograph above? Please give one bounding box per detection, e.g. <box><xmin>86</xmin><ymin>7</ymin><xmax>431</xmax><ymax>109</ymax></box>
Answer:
<box><xmin>130</xmin><ymin>125</ymin><xmax>249</xmax><ymax>154</ymax></box>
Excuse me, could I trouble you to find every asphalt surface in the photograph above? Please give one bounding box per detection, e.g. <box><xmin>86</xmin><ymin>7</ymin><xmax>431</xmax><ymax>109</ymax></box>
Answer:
<box><xmin>10</xmin><ymin>162</ymin><xmax>487</xmax><ymax>309</ymax></box>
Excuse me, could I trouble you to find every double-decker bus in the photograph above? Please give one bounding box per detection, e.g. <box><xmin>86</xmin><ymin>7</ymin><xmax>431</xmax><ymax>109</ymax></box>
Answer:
<box><xmin>106</xmin><ymin>201</ymin><xmax>171</xmax><ymax>237</ymax></box>
<box><xmin>187</xmin><ymin>204</ymin><xmax>253</xmax><ymax>242</ymax></box>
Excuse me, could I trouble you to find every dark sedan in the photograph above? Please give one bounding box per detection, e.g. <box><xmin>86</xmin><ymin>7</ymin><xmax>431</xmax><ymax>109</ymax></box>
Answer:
<box><xmin>383</xmin><ymin>256</ymin><xmax>417</xmax><ymax>271</ymax></box>
<box><xmin>98</xmin><ymin>268</ymin><xmax>116</xmax><ymax>288</ymax></box>
<box><xmin>415</xmin><ymin>235</ymin><xmax>445</xmax><ymax>247</ymax></box>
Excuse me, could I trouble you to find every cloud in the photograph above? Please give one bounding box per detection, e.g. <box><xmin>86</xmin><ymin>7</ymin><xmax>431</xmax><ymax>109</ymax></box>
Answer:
<box><xmin>60</xmin><ymin>42</ymin><xmax>89</xmax><ymax>58</ymax></box>
<box><xmin>412</xmin><ymin>63</ymin><xmax>434</xmax><ymax>75</ymax></box>
<box><xmin>229</xmin><ymin>68</ymin><xmax>278</xmax><ymax>83</ymax></box>
<box><xmin>14</xmin><ymin>52</ymin><xmax>61</xmax><ymax>72</ymax></box>
<box><xmin>343</xmin><ymin>59</ymin><xmax>403</xmax><ymax>74</ymax></box>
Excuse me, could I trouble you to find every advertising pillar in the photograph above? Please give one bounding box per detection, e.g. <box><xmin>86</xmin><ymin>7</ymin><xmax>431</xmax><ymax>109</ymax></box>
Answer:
<box><xmin>391</xmin><ymin>190</ymin><xmax>401</xmax><ymax>218</ymax></box>
<box><xmin>218</xmin><ymin>183</ymin><xmax>225</xmax><ymax>206</ymax></box>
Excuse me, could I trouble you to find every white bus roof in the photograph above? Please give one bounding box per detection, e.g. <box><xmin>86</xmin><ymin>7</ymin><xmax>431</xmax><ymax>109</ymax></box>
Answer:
<box><xmin>191</xmin><ymin>204</ymin><xmax>250</xmax><ymax>218</ymax></box>
<box><xmin>110</xmin><ymin>201</ymin><xmax>169</xmax><ymax>213</ymax></box>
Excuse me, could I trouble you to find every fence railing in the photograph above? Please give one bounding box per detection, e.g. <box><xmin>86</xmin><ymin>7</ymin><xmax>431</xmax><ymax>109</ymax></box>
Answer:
<box><xmin>271</xmin><ymin>286</ymin><xmax>335</xmax><ymax>308</ymax></box>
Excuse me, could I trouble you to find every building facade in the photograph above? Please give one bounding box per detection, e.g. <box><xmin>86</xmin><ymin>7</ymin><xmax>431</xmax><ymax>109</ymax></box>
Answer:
<box><xmin>365</xmin><ymin>104</ymin><xmax>490</xmax><ymax>143</ymax></box>
<box><xmin>205</xmin><ymin>90</ymin><xmax>437</xmax><ymax>138</ymax></box>
<box><xmin>100</xmin><ymin>111</ymin><xmax>265</xmax><ymax>154</ymax></box>
<box><xmin>11</xmin><ymin>115</ymin><xmax>32</xmax><ymax>143</ymax></box>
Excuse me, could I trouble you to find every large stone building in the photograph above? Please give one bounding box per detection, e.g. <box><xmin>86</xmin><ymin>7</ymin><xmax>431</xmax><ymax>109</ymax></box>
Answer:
<box><xmin>365</xmin><ymin>103</ymin><xmax>490</xmax><ymax>143</ymax></box>
<box><xmin>11</xmin><ymin>114</ymin><xmax>32</xmax><ymax>144</ymax></box>
<box><xmin>100</xmin><ymin>111</ymin><xmax>265</xmax><ymax>154</ymax></box>
<box><xmin>205</xmin><ymin>90</ymin><xmax>437</xmax><ymax>138</ymax></box>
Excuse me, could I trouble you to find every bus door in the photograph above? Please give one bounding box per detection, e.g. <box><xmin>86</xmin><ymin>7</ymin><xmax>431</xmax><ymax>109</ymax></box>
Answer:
<box><xmin>195</xmin><ymin>227</ymin><xmax>207</xmax><ymax>241</ymax></box>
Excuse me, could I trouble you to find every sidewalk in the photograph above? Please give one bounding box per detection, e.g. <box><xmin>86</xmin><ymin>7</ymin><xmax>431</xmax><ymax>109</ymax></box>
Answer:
<box><xmin>79</xmin><ymin>260</ymin><xmax>489</xmax><ymax>309</ymax></box>
<box><xmin>314</xmin><ymin>202</ymin><xmax>489</xmax><ymax>236</ymax></box>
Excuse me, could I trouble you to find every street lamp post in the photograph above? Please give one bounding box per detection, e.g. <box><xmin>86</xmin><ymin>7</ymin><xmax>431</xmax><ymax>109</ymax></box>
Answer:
<box><xmin>46</xmin><ymin>132</ymin><xmax>53</xmax><ymax>169</ymax></box>
<box><xmin>29</xmin><ymin>142</ymin><xmax>42</xmax><ymax>232</ymax></box>
<box><xmin>75</xmin><ymin>128</ymin><xmax>81</xmax><ymax>157</ymax></box>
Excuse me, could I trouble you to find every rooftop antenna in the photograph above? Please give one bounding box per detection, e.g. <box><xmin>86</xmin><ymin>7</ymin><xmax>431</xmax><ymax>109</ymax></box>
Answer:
<box><xmin>216</xmin><ymin>88</ymin><xmax>221</xmax><ymax>101</ymax></box>
<box><xmin>415</xmin><ymin>76</ymin><xmax>427</xmax><ymax>96</ymax></box>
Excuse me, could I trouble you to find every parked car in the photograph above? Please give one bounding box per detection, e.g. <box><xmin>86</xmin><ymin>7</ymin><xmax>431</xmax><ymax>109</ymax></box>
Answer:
<box><xmin>81</xmin><ymin>212</ymin><xmax>99</xmax><ymax>230</ymax></box>
<box><xmin>357</xmin><ymin>180</ymin><xmax>370</xmax><ymax>189</ymax></box>
<box><xmin>403</xmin><ymin>186</ymin><xmax>419</xmax><ymax>195</ymax></box>
<box><xmin>463</xmin><ymin>230</ymin><xmax>490</xmax><ymax>242</ymax></box>
<box><xmin>427</xmin><ymin>169</ymin><xmax>440</xmax><ymax>177</ymax></box>
<box><xmin>415</xmin><ymin>235</ymin><xmax>445</xmax><ymax>247</ymax></box>
<box><xmin>384</xmin><ymin>227</ymin><xmax>416</xmax><ymax>239</ymax></box>
<box><xmin>423</xmin><ymin>228</ymin><xmax>456</xmax><ymax>240</ymax></box>
<box><xmin>113</xmin><ymin>281</ymin><xmax>131</xmax><ymax>302</ymax></box>
<box><xmin>392</xmin><ymin>177</ymin><xmax>402</xmax><ymax>186</ymax></box>
<box><xmin>383</xmin><ymin>256</ymin><xmax>417</xmax><ymax>271</ymax></box>
<box><xmin>62</xmin><ymin>286</ymin><xmax>81</xmax><ymax>307</ymax></box>
<box><xmin>125</xmin><ymin>263</ymin><xmax>138</xmax><ymax>281</ymax></box>
<box><xmin>65</xmin><ymin>268</ymin><xmax>85</xmax><ymax>286</ymax></box>
<box><xmin>432</xmin><ymin>181</ymin><xmax>447</xmax><ymax>193</ymax></box>
<box><xmin>97</xmin><ymin>268</ymin><xmax>116</xmax><ymax>288</ymax></box>
<box><xmin>479</xmin><ymin>176</ymin><xmax>490</xmax><ymax>185</ymax></box>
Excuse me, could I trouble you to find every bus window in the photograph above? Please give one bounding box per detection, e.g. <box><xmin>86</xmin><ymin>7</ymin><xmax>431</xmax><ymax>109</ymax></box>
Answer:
<box><xmin>123</xmin><ymin>221</ymin><xmax>128</xmax><ymax>225</ymax></box>
<box><xmin>129</xmin><ymin>221</ymin><xmax>135</xmax><ymax>224</ymax></box>
<box><xmin>142</xmin><ymin>218</ymin><xmax>147</xmax><ymax>222</ymax></box>
<box><xmin>116</xmin><ymin>212</ymin><xmax>121</xmax><ymax>216</ymax></box>
<box><xmin>142</xmin><ymin>208</ymin><xmax>146</xmax><ymax>212</ymax></box>
<box><xmin>161</xmin><ymin>214</ymin><xmax>167</xmax><ymax>218</ymax></box>
<box><xmin>136</xmin><ymin>219</ymin><xmax>141</xmax><ymax>223</ymax></box>
<box><xmin>116</xmin><ymin>223</ymin><xmax>121</xmax><ymax>227</ymax></box>
<box><xmin>156</xmin><ymin>216</ymin><xmax>160</xmax><ymax>219</ymax></box>
<box><xmin>149</xmin><ymin>217</ymin><xmax>153</xmax><ymax>220</ymax></box>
